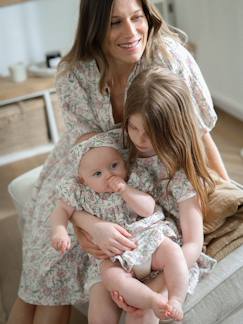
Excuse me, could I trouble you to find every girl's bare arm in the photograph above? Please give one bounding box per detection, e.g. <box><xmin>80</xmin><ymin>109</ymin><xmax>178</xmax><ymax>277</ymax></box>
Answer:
<box><xmin>179</xmin><ymin>196</ymin><xmax>204</xmax><ymax>267</ymax></box>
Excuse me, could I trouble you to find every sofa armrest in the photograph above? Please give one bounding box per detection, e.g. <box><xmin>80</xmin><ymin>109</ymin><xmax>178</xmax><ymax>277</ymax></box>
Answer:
<box><xmin>8</xmin><ymin>165</ymin><xmax>42</xmax><ymax>231</ymax></box>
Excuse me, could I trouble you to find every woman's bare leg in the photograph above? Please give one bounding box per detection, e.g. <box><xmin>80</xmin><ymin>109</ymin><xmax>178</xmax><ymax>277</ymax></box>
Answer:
<box><xmin>7</xmin><ymin>297</ymin><xmax>35</xmax><ymax>324</ymax></box>
<box><xmin>88</xmin><ymin>282</ymin><xmax>121</xmax><ymax>324</ymax></box>
<box><xmin>7</xmin><ymin>297</ymin><xmax>71</xmax><ymax>324</ymax></box>
<box><xmin>125</xmin><ymin>309</ymin><xmax>159</xmax><ymax>324</ymax></box>
<box><xmin>33</xmin><ymin>305</ymin><xmax>71</xmax><ymax>324</ymax></box>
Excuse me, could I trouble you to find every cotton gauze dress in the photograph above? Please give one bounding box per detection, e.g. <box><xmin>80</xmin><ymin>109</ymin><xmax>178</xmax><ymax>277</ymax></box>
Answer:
<box><xmin>57</xmin><ymin>165</ymin><xmax>175</xmax><ymax>299</ymax></box>
<box><xmin>55</xmin><ymin>133</ymin><xmax>176</xmax><ymax>299</ymax></box>
<box><xmin>18</xmin><ymin>36</ymin><xmax>217</xmax><ymax>305</ymax></box>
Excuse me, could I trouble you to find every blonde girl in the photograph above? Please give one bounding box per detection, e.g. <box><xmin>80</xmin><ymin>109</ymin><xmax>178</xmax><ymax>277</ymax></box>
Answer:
<box><xmin>105</xmin><ymin>66</ymin><xmax>216</xmax><ymax>321</ymax></box>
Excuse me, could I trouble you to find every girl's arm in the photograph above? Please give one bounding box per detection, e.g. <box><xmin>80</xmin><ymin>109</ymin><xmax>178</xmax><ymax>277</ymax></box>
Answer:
<box><xmin>203</xmin><ymin>132</ymin><xmax>230</xmax><ymax>181</ymax></box>
<box><xmin>71</xmin><ymin>210</ymin><xmax>136</xmax><ymax>257</ymax></box>
<box><xmin>108</xmin><ymin>176</ymin><xmax>155</xmax><ymax>217</ymax></box>
<box><xmin>179</xmin><ymin>196</ymin><xmax>204</xmax><ymax>268</ymax></box>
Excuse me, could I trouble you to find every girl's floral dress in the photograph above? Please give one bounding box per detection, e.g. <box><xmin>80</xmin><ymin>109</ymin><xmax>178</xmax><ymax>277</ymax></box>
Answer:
<box><xmin>19</xmin><ymin>36</ymin><xmax>217</xmax><ymax>305</ymax></box>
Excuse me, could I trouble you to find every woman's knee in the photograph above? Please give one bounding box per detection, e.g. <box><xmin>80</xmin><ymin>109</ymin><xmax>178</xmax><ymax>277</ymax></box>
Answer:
<box><xmin>125</xmin><ymin>309</ymin><xmax>159</xmax><ymax>324</ymax></box>
<box><xmin>88</xmin><ymin>311</ymin><xmax>119</xmax><ymax>324</ymax></box>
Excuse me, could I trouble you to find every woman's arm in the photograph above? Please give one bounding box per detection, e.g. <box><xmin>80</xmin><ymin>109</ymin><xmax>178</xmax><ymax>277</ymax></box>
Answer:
<box><xmin>179</xmin><ymin>196</ymin><xmax>204</xmax><ymax>268</ymax></box>
<box><xmin>203</xmin><ymin>132</ymin><xmax>230</xmax><ymax>181</ymax></box>
<box><xmin>71</xmin><ymin>210</ymin><xmax>136</xmax><ymax>257</ymax></box>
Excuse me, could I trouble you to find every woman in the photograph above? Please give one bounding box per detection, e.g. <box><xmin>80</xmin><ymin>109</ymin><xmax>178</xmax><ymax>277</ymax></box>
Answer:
<box><xmin>7</xmin><ymin>0</ymin><xmax>229</xmax><ymax>323</ymax></box>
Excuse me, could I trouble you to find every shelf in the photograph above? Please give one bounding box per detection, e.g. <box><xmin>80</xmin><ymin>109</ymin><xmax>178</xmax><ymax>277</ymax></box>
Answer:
<box><xmin>0</xmin><ymin>144</ymin><xmax>54</xmax><ymax>166</ymax></box>
<box><xmin>0</xmin><ymin>0</ymin><xmax>31</xmax><ymax>7</ymax></box>
<box><xmin>0</xmin><ymin>76</ymin><xmax>55</xmax><ymax>103</ymax></box>
<box><xmin>0</xmin><ymin>75</ymin><xmax>60</xmax><ymax>165</ymax></box>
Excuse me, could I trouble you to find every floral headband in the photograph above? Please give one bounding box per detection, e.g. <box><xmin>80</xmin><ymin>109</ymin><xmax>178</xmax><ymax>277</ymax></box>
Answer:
<box><xmin>70</xmin><ymin>129</ymin><xmax>126</xmax><ymax>176</ymax></box>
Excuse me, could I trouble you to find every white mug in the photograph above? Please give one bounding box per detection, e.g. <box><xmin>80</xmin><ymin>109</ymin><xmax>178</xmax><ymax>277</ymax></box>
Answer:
<box><xmin>9</xmin><ymin>62</ymin><xmax>27</xmax><ymax>82</ymax></box>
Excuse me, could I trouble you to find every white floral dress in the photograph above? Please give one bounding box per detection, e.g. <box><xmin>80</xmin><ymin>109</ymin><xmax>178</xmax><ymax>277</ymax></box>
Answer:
<box><xmin>19</xmin><ymin>36</ymin><xmax>217</xmax><ymax>305</ymax></box>
<box><xmin>57</xmin><ymin>164</ymin><xmax>176</xmax><ymax>300</ymax></box>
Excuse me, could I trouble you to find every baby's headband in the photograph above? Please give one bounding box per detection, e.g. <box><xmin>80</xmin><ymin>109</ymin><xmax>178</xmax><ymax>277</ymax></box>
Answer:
<box><xmin>70</xmin><ymin>129</ymin><xmax>125</xmax><ymax>176</ymax></box>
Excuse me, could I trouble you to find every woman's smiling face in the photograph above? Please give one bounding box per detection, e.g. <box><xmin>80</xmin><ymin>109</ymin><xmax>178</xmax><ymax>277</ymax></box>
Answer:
<box><xmin>103</xmin><ymin>0</ymin><xmax>148</xmax><ymax>67</ymax></box>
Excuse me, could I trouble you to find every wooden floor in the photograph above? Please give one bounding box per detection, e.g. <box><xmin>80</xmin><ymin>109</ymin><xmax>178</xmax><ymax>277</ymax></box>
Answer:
<box><xmin>0</xmin><ymin>108</ymin><xmax>242</xmax><ymax>324</ymax></box>
<box><xmin>211</xmin><ymin>109</ymin><xmax>243</xmax><ymax>183</ymax></box>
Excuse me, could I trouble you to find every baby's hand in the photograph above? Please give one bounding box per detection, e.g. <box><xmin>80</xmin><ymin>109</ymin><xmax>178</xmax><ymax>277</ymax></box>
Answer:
<box><xmin>51</xmin><ymin>228</ymin><xmax>71</xmax><ymax>254</ymax></box>
<box><xmin>108</xmin><ymin>176</ymin><xmax>127</xmax><ymax>193</ymax></box>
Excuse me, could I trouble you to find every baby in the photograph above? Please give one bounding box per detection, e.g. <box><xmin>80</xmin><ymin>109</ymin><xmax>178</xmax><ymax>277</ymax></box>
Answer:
<box><xmin>50</xmin><ymin>131</ymin><xmax>188</xmax><ymax>320</ymax></box>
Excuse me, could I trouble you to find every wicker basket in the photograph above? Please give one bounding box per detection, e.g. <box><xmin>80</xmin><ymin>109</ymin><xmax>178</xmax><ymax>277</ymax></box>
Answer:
<box><xmin>0</xmin><ymin>98</ymin><xmax>50</xmax><ymax>155</ymax></box>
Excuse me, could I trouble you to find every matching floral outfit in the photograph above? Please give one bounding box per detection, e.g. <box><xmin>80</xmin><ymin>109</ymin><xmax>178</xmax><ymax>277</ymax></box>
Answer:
<box><xmin>19</xmin><ymin>37</ymin><xmax>217</xmax><ymax>305</ymax></box>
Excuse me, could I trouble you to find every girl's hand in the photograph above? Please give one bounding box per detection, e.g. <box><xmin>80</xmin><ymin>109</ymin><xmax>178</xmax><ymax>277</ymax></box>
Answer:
<box><xmin>74</xmin><ymin>226</ymin><xmax>108</xmax><ymax>259</ymax></box>
<box><xmin>111</xmin><ymin>291</ymin><xmax>144</xmax><ymax>317</ymax></box>
<box><xmin>108</xmin><ymin>176</ymin><xmax>127</xmax><ymax>193</ymax></box>
<box><xmin>51</xmin><ymin>228</ymin><xmax>71</xmax><ymax>254</ymax></box>
<box><xmin>91</xmin><ymin>221</ymin><xmax>136</xmax><ymax>257</ymax></box>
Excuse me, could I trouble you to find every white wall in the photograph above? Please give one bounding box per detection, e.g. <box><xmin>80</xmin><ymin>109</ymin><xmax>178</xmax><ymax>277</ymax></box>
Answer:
<box><xmin>174</xmin><ymin>0</ymin><xmax>243</xmax><ymax>120</ymax></box>
<box><xmin>0</xmin><ymin>0</ymin><xmax>79</xmax><ymax>75</ymax></box>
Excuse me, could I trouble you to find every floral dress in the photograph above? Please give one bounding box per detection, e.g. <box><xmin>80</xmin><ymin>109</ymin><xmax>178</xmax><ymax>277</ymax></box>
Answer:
<box><xmin>134</xmin><ymin>156</ymin><xmax>217</xmax><ymax>294</ymax></box>
<box><xmin>56</xmin><ymin>151</ymin><xmax>216</xmax><ymax>301</ymax></box>
<box><xmin>19</xmin><ymin>36</ymin><xmax>217</xmax><ymax>305</ymax></box>
<box><xmin>56</xmin><ymin>162</ymin><xmax>175</xmax><ymax>301</ymax></box>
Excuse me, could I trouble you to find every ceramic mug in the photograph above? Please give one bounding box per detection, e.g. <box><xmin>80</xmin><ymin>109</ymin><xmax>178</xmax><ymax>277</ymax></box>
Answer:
<box><xmin>9</xmin><ymin>62</ymin><xmax>27</xmax><ymax>82</ymax></box>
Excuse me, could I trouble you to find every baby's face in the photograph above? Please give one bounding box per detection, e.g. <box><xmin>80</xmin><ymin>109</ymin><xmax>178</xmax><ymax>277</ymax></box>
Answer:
<box><xmin>79</xmin><ymin>147</ymin><xmax>127</xmax><ymax>193</ymax></box>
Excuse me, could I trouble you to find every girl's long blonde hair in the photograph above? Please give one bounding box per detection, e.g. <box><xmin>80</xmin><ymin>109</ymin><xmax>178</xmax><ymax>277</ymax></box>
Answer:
<box><xmin>124</xmin><ymin>67</ymin><xmax>215</xmax><ymax>216</ymax></box>
<box><xmin>61</xmin><ymin>0</ymin><xmax>180</xmax><ymax>93</ymax></box>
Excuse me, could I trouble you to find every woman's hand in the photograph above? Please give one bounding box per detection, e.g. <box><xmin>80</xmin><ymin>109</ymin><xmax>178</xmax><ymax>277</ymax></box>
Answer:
<box><xmin>91</xmin><ymin>221</ymin><xmax>137</xmax><ymax>257</ymax></box>
<box><xmin>74</xmin><ymin>226</ymin><xmax>108</xmax><ymax>259</ymax></box>
<box><xmin>111</xmin><ymin>291</ymin><xmax>144</xmax><ymax>317</ymax></box>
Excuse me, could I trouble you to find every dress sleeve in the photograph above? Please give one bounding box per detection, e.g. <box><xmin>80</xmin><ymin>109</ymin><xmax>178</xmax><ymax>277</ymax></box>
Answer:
<box><xmin>168</xmin><ymin>169</ymin><xmax>196</xmax><ymax>203</ymax></box>
<box><xmin>55</xmin><ymin>63</ymin><xmax>102</xmax><ymax>143</ymax></box>
<box><xmin>128</xmin><ymin>167</ymin><xmax>154</xmax><ymax>194</ymax></box>
<box><xmin>163</xmin><ymin>38</ymin><xmax>217</xmax><ymax>133</ymax></box>
<box><xmin>56</xmin><ymin>176</ymin><xmax>84</xmax><ymax>211</ymax></box>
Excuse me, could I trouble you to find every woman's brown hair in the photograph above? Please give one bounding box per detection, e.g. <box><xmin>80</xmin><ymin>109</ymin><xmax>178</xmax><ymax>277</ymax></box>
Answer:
<box><xmin>124</xmin><ymin>67</ymin><xmax>215</xmax><ymax>216</ymax></box>
<box><xmin>61</xmin><ymin>0</ymin><xmax>179</xmax><ymax>93</ymax></box>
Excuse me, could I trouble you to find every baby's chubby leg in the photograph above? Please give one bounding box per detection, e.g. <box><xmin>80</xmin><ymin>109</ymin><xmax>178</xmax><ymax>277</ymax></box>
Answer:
<box><xmin>152</xmin><ymin>237</ymin><xmax>189</xmax><ymax>321</ymax></box>
<box><xmin>101</xmin><ymin>260</ymin><xmax>167</xmax><ymax>315</ymax></box>
<box><xmin>88</xmin><ymin>282</ymin><xmax>121</xmax><ymax>324</ymax></box>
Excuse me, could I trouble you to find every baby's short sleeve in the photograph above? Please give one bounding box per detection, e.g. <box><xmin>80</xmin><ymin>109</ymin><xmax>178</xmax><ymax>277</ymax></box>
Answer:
<box><xmin>169</xmin><ymin>169</ymin><xmax>196</xmax><ymax>203</ymax></box>
<box><xmin>128</xmin><ymin>168</ymin><xmax>154</xmax><ymax>194</ymax></box>
<box><xmin>56</xmin><ymin>176</ymin><xmax>84</xmax><ymax>211</ymax></box>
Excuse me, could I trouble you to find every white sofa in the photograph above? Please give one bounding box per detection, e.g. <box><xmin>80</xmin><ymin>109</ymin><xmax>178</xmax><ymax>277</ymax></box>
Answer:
<box><xmin>8</xmin><ymin>166</ymin><xmax>243</xmax><ymax>324</ymax></box>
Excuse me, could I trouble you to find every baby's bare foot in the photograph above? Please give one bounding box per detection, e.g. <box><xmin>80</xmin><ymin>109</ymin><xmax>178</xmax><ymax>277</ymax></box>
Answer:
<box><xmin>151</xmin><ymin>293</ymin><xmax>170</xmax><ymax>320</ymax></box>
<box><xmin>165</xmin><ymin>298</ymin><xmax>184</xmax><ymax>321</ymax></box>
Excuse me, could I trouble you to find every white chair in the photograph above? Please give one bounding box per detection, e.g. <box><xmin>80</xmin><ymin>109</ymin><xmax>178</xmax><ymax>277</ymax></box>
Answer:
<box><xmin>8</xmin><ymin>167</ymin><xmax>243</xmax><ymax>324</ymax></box>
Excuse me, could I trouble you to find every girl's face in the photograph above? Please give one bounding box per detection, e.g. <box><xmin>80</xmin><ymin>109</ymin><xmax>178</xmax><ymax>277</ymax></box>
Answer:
<box><xmin>127</xmin><ymin>113</ymin><xmax>155</xmax><ymax>157</ymax></box>
<box><xmin>79</xmin><ymin>147</ymin><xmax>127</xmax><ymax>193</ymax></box>
<box><xmin>103</xmin><ymin>0</ymin><xmax>148</xmax><ymax>67</ymax></box>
